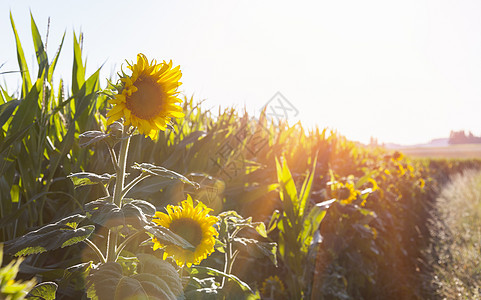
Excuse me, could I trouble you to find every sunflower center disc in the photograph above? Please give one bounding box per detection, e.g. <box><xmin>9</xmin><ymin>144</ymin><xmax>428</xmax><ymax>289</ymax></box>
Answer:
<box><xmin>170</xmin><ymin>218</ymin><xmax>203</xmax><ymax>247</ymax></box>
<box><xmin>126</xmin><ymin>77</ymin><xmax>164</xmax><ymax>120</ymax></box>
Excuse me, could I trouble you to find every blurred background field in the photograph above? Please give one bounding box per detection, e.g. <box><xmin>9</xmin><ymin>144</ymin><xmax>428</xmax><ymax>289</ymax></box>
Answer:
<box><xmin>393</xmin><ymin>144</ymin><xmax>481</xmax><ymax>159</ymax></box>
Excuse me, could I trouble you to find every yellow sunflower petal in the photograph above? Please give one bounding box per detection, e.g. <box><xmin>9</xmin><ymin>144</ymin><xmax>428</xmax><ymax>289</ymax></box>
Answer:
<box><xmin>106</xmin><ymin>53</ymin><xmax>184</xmax><ymax>139</ymax></box>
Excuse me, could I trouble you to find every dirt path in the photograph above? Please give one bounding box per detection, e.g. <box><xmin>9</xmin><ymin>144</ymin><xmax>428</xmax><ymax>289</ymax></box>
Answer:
<box><xmin>425</xmin><ymin>170</ymin><xmax>481</xmax><ymax>299</ymax></box>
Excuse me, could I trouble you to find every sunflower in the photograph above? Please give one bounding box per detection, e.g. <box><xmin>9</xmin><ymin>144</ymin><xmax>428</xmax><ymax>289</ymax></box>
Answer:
<box><xmin>332</xmin><ymin>182</ymin><xmax>359</xmax><ymax>205</ymax></box>
<box><xmin>152</xmin><ymin>197</ymin><xmax>218</xmax><ymax>267</ymax></box>
<box><xmin>107</xmin><ymin>53</ymin><xmax>184</xmax><ymax>139</ymax></box>
<box><xmin>260</xmin><ymin>275</ymin><xmax>286</xmax><ymax>299</ymax></box>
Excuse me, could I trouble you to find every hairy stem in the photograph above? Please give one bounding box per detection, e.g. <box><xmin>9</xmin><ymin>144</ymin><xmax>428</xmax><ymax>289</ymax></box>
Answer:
<box><xmin>106</xmin><ymin>128</ymin><xmax>131</xmax><ymax>262</ymax></box>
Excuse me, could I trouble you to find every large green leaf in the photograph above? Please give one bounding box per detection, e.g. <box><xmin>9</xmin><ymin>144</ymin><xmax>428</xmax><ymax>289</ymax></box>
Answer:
<box><xmin>131</xmin><ymin>162</ymin><xmax>199</xmax><ymax>188</ymax></box>
<box><xmin>275</xmin><ymin>158</ymin><xmax>298</xmax><ymax>222</ymax></box>
<box><xmin>136</xmin><ymin>254</ymin><xmax>183</xmax><ymax>297</ymax></box>
<box><xmin>30</xmin><ymin>12</ymin><xmax>48</xmax><ymax>78</ymax></box>
<box><xmin>84</xmin><ymin>199</ymin><xmax>148</xmax><ymax>229</ymax></box>
<box><xmin>300</xmin><ymin>199</ymin><xmax>336</xmax><ymax>253</ymax></box>
<box><xmin>86</xmin><ymin>259</ymin><xmax>183</xmax><ymax>300</ymax></box>
<box><xmin>26</xmin><ymin>282</ymin><xmax>58</xmax><ymax>300</ymax></box>
<box><xmin>71</xmin><ymin>32</ymin><xmax>85</xmax><ymax>95</ymax></box>
<box><xmin>10</xmin><ymin>12</ymin><xmax>32</xmax><ymax>97</ymax></box>
<box><xmin>4</xmin><ymin>214</ymin><xmax>94</xmax><ymax>256</ymax></box>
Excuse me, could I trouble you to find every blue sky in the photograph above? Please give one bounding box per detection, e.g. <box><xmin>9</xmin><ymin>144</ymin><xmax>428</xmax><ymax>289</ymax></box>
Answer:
<box><xmin>1</xmin><ymin>0</ymin><xmax>481</xmax><ymax>145</ymax></box>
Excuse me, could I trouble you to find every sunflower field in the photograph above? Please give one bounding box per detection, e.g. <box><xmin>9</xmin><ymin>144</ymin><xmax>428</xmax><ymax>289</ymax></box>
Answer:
<box><xmin>1</xmin><ymin>14</ymin><xmax>481</xmax><ymax>300</ymax></box>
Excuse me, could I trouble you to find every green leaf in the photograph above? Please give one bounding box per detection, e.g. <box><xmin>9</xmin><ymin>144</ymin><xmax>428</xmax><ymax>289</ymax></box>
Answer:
<box><xmin>136</xmin><ymin>254</ymin><xmax>183</xmax><ymax>297</ymax></box>
<box><xmin>26</xmin><ymin>282</ymin><xmax>58</xmax><ymax>300</ymax></box>
<box><xmin>78</xmin><ymin>130</ymin><xmax>109</xmax><ymax>147</ymax></box>
<box><xmin>121</xmin><ymin>199</ymin><xmax>156</xmax><ymax>217</ymax></box>
<box><xmin>10</xmin><ymin>12</ymin><xmax>32</xmax><ymax>97</ymax></box>
<box><xmin>86</xmin><ymin>261</ymin><xmax>183</xmax><ymax>300</ymax></box>
<box><xmin>84</xmin><ymin>199</ymin><xmax>149</xmax><ymax>229</ymax></box>
<box><xmin>30</xmin><ymin>12</ymin><xmax>48</xmax><ymax>78</ymax></box>
<box><xmin>254</xmin><ymin>222</ymin><xmax>267</xmax><ymax>238</ymax></box>
<box><xmin>4</xmin><ymin>214</ymin><xmax>94</xmax><ymax>256</ymax></box>
<box><xmin>61</xmin><ymin>262</ymin><xmax>93</xmax><ymax>290</ymax></box>
<box><xmin>298</xmin><ymin>156</ymin><xmax>317</xmax><ymax>218</ymax></box>
<box><xmin>275</xmin><ymin>158</ymin><xmax>298</xmax><ymax>221</ymax></box>
<box><xmin>68</xmin><ymin>172</ymin><xmax>114</xmax><ymax>187</ymax></box>
<box><xmin>144</xmin><ymin>225</ymin><xmax>195</xmax><ymax>251</ymax></box>
<box><xmin>1</xmin><ymin>73</ymin><xmax>44</xmax><ymax>155</ymax></box>
<box><xmin>300</xmin><ymin>199</ymin><xmax>335</xmax><ymax>253</ymax></box>
<box><xmin>0</xmin><ymin>99</ymin><xmax>20</xmax><ymax>128</ymax></box>
<box><xmin>132</xmin><ymin>162</ymin><xmax>200</xmax><ymax>188</ymax></box>
<box><xmin>72</xmin><ymin>32</ymin><xmax>85</xmax><ymax>94</ymax></box>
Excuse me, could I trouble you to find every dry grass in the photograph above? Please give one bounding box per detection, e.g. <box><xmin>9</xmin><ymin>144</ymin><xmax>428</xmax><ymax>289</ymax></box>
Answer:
<box><xmin>427</xmin><ymin>170</ymin><xmax>481</xmax><ymax>299</ymax></box>
<box><xmin>400</xmin><ymin>144</ymin><xmax>481</xmax><ymax>159</ymax></box>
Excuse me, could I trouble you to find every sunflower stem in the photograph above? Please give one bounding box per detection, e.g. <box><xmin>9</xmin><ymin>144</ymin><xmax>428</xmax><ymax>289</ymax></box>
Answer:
<box><xmin>221</xmin><ymin>233</ymin><xmax>233</xmax><ymax>288</ymax></box>
<box><xmin>107</xmin><ymin>127</ymin><xmax>131</xmax><ymax>262</ymax></box>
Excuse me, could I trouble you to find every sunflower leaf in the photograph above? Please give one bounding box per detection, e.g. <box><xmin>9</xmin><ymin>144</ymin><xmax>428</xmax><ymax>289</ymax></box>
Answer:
<box><xmin>136</xmin><ymin>254</ymin><xmax>184</xmax><ymax>297</ymax></box>
<box><xmin>86</xmin><ymin>261</ymin><xmax>184</xmax><ymax>300</ymax></box>
<box><xmin>68</xmin><ymin>172</ymin><xmax>114</xmax><ymax>187</ymax></box>
<box><xmin>144</xmin><ymin>225</ymin><xmax>195</xmax><ymax>251</ymax></box>
<box><xmin>26</xmin><ymin>282</ymin><xmax>58</xmax><ymax>300</ymax></box>
<box><xmin>132</xmin><ymin>162</ymin><xmax>200</xmax><ymax>188</ymax></box>
<box><xmin>84</xmin><ymin>199</ymin><xmax>150</xmax><ymax>229</ymax></box>
<box><xmin>121</xmin><ymin>199</ymin><xmax>156</xmax><ymax>217</ymax></box>
<box><xmin>4</xmin><ymin>214</ymin><xmax>94</xmax><ymax>257</ymax></box>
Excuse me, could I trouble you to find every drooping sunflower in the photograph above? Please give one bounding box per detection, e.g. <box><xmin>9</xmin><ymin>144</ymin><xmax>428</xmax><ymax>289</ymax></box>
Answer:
<box><xmin>107</xmin><ymin>53</ymin><xmax>184</xmax><ymax>139</ymax></box>
<box><xmin>152</xmin><ymin>197</ymin><xmax>218</xmax><ymax>267</ymax></box>
<box><xmin>332</xmin><ymin>182</ymin><xmax>359</xmax><ymax>205</ymax></box>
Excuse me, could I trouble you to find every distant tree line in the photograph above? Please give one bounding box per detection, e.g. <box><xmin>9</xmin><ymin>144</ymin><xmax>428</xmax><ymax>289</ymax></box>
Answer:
<box><xmin>448</xmin><ymin>130</ymin><xmax>481</xmax><ymax>144</ymax></box>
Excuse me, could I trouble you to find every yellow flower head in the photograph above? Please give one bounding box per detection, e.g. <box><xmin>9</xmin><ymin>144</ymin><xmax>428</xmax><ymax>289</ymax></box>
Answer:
<box><xmin>332</xmin><ymin>182</ymin><xmax>359</xmax><ymax>205</ymax></box>
<box><xmin>152</xmin><ymin>197</ymin><xmax>218</xmax><ymax>267</ymax></box>
<box><xmin>107</xmin><ymin>53</ymin><xmax>185</xmax><ymax>140</ymax></box>
<box><xmin>260</xmin><ymin>275</ymin><xmax>286</xmax><ymax>299</ymax></box>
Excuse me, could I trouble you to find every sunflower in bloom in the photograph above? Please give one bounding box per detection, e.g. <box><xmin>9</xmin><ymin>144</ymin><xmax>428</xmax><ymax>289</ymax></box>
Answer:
<box><xmin>107</xmin><ymin>53</ymin><xmax>184</xmax><ymax>139</ymax></box>
<box><xmin>332</xmin><ymin>182</ymin><xmax>359</xmax><ymax>205</ymax></box>
<box><xmin>152</xmin><ymin>197</ymin><xmax>218</xmax><ymax>267</ymax></box>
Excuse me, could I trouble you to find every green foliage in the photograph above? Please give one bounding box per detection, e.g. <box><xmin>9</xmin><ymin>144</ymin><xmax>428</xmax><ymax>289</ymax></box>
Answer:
<box><xmin>86</xmin><ymin>255</ymin><xmax>184</xmax><ymax>300</ymax></box>
<box><xmin>0</xmin><ymin>13</ymin><xmax>107</xmax><ymax>245</ymax></box>
<box><xmin>26</xmin><ymin>282</ymin><xmax>58</xmax><ymax>300</ymax></box>
<box><xmin>272</xmin><ymin>157</ymin><xmax>333</xmax><ymax>299</ymax></box>
<box><xmin>4</xmin><ymin>215</ymin><xmax>94</xmax><ymax>257</ymax></box>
